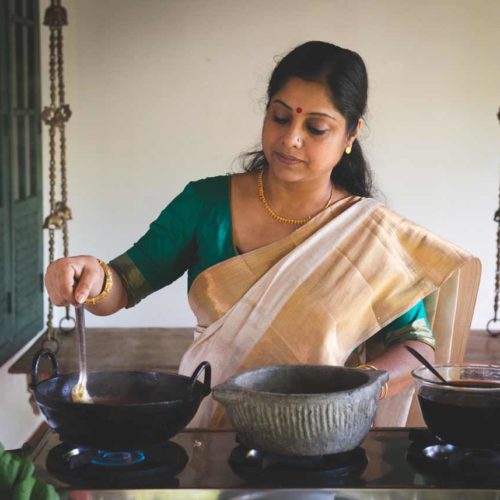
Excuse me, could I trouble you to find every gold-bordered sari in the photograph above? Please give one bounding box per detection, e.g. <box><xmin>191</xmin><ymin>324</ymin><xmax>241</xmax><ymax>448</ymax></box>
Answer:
<box><xmin>178</xmin><ymin>195</ymin><xmax>481</xmax><ymax>427</ymax></box>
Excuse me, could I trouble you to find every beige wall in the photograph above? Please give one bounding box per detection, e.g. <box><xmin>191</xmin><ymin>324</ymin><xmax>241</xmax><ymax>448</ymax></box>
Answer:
<box><xmin>1</xmin><ymin>0</ymin><xmax>499</xmax><ymax>447</ymax></box>
<box><xmin>57</xmin><ymin>0</ymin><xmax>497</xmax><ymax>330</ymax></box>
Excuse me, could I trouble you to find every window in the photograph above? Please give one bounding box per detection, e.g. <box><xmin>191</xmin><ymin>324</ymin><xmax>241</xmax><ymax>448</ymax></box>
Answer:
<box><xmin>0</xmin><ymin>0</ymin><xmax>43</xmax><ymax>365</ymax></box>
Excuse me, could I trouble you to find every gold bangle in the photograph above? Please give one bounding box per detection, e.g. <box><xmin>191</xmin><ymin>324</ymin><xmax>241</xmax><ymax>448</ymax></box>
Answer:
<box><xmin>357</xmin><ymin>364</ymin><xmax>378</xmax><ymax>371</ymax></box>
<box><xmin>84</xmin><ymin>259</ymin><xmax>113</xmax><ymax>306</ymax></box>
<box><xmin>357</xmin><ymin>364</ymin><xmax>389</xmax><ymax>400</ymax></box>
<box><xmin>379</xmin><ymin>381</ymin><xmax>389</xmax><ymax>400</ymax></box>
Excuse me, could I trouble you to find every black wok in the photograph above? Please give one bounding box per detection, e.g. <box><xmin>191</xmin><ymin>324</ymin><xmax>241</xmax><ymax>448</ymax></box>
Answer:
<box><xmin>31</xmin><ymin>349</ymin><xmax>211</xmax><ymax>451</ymax></box>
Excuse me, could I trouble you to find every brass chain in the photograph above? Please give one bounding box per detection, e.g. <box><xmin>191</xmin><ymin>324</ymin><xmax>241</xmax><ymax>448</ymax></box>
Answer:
<box><xmin>487</xmin><ymin>178</ymin><xmax>500</xmax><ymax>337</ymax></box>
<box><xmin>43</xmin><ymin>24</ymin><xmax>57</xmax><ymax>344</ymax></box>
<box><xmin>56</xmin><ymin>16</ymin><xmax>72</xmax><ymax>322</ymax></box>
<box><xmin>41</xmin><ymin>0</ymin><xmax>73</xmax><ymax>351</ymax></box>
<box><xmin>486</xmin><ymin>108</ymin><xmax>500</xmax><ymax>337</ymax></box>
<box><xmin>494</xmin><ymin>201</ymin><xmax>500</xmax><ymax>320</ymax></box>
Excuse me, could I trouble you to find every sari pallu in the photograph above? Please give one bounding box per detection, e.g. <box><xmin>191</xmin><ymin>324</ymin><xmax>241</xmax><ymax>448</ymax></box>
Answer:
<box><xmin>179</xmin><ymin>196</ymin><xmax>481</xmax><ymax>428</ymax></box>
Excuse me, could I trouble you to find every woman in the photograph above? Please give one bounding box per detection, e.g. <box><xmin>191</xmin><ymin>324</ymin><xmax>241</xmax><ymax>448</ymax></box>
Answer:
<box><xmin>45</xmin><ymin>41</ymin><xmax>480</xmax><ymax>427</ymax></box>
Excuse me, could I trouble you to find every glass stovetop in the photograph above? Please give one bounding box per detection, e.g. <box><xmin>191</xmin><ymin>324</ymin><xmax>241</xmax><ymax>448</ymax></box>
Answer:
<box><xmin>26</xmin><ymin>427</ymin><xmax>500</xmax><ymax>496</ymax></box>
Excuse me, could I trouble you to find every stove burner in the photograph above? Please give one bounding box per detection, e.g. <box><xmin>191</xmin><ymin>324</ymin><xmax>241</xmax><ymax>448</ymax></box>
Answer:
<box><xmin>229</xmin><ymin>443</ymin><xmax>367</xmax><ymax>486</ymax></box>
<box><xmin>90</xmin><ymin>449</ymin><xmax>146</xmax><ymax>467</ymax></box>
<box><xmin>406</xmin><ymin>429</ymin><xmax>500</xmax><ymax>486</ymax></box>
<box><xmin>448</xmin><ymin>448</ymin><xmax>500</xmax><ymax>479</ymax></box>
<box><xmin>47</xmin><ymin>441</ymin><xmax>188</xmax><ymax>488</ymax></box>
<box><xmin>422</xmin><ymin>444</ymin><xmax>458</xmax><ymax>461</ymax></box>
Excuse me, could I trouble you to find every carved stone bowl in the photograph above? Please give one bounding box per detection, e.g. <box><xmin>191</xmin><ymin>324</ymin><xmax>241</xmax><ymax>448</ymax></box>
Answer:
<box><xmin>212</xmin><ymin>364</ymin><xmax>388</xmax><ymax>456</ymax></box>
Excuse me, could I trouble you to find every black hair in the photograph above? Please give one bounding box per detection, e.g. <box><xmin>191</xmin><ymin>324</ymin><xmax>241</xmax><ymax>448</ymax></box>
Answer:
<box><xmin>243</xmin><ymin>41</ymin><xmax>373</xmax><ymax>197</ymax></box>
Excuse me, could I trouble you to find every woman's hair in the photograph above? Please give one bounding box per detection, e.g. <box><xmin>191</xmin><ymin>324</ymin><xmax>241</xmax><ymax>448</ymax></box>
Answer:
<box><xmin>243</xmin><ymin>41</ymin><xmax>373</xmax><ymax>197</ymax></box>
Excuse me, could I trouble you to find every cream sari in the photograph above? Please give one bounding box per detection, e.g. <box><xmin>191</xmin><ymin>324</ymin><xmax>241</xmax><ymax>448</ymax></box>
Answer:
<box><xmin>179</xmin><ymin>196</ymin><xmax>481</xmax><ymax>427</ymax></box>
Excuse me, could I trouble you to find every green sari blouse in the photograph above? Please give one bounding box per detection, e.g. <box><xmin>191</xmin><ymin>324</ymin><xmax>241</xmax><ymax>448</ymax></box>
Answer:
<box><xmin>110</xmin><ymin>175</ymin><xmax>435</xmax><ymax>349</ymax></box>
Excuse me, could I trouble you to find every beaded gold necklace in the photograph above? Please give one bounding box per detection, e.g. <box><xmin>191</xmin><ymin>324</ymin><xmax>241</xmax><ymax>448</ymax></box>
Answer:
<box><xmin>257</xmin><ymin>169</ymin><xmax>334</xmax><ymax>225</ymax></box>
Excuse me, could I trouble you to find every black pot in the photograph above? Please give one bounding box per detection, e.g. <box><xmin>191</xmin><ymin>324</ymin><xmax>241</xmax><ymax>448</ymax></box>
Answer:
<box><xmin>31</xmin><ymin>349</ymin><xmax>211</xmax><ymax>450</ymax></box>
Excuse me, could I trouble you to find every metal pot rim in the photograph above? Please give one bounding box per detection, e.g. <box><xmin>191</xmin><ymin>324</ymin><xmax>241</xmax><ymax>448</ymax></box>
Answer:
<box><xmin>411</xmin><ymin>363</ymin><xmax>500</xmax><ymax>392</ymax></box>
<box><xmin>34</xmin><ymin>369</ymin><xmax>207</xmax><ymax>408</ymax></box>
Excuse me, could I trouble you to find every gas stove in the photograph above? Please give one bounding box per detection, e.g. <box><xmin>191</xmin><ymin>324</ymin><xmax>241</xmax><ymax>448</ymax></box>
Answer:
<box><xmin>18</xmin><ymin>426</ymin><xmax>500</xmax><ymax>497</ymax></box>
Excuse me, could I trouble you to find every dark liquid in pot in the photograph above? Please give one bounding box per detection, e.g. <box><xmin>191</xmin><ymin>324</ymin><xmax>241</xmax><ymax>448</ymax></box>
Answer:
<box><xmin>448</xmin><ymin>379</ymin><xmax>500</xmax><ymax>389</ymax></box>
<box><xmin>418</xmin><ymin>384</ymin><xmax>500</xmax><ymax>448</ymax></box>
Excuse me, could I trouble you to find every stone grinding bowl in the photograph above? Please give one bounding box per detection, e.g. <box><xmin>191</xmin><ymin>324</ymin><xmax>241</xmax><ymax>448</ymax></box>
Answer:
<box><xmin>212</xmin><ymin>364</ymin><xmax>388</xmax><ymax>456</ymax></box>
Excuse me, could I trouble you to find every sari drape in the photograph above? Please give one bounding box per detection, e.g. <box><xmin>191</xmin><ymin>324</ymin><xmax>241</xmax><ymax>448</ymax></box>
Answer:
<box><xmin>179</xmin><ymin>195</ymin><xmax>481</xmax><ymax>428</ymax></box>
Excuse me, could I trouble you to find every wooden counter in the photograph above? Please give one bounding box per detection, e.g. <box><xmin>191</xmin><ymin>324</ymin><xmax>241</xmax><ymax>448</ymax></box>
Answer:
<box><xmin>463</xmin><ymin>329</ymin><xmax>500</xmax><ymax>364</ymax></box>
<box><xmin>8</xmin><ymin>326</ymin><xmax>499</xmax><ymax>423</ymax></box>
<box><xmin>9</xmin><ymin>327</ymin><xmax>193</xmax><ymax>375</ymax></box>
<box><xmin>9</xmin><ymin>327</ymin><xmax>498</xmax><ymax>378</ymax></box>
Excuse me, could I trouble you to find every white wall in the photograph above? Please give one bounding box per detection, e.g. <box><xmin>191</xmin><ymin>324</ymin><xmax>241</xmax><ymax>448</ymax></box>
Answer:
<box><xmin>1</xmin><ymin>0</ymin><xmax>499</xmax><ymax>447</ymax></box>
<box><xmin>0</xmin><ymin>338</ymin><xmax>43</xmax><ymax>449</ymax></box>
<box><xmin>0</xmin><ymin>0</ymin><xmax>78</xmax><ymax>449</ymax></box>
<box><xmin>54</xmin><ymin>0</ymin><xmax>498</xmax><ymax>330</ymax></box>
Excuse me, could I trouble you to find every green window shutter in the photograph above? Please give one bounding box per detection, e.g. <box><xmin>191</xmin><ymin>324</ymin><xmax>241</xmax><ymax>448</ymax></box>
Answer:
<box><xmin>0</xmin><ymin>0</ymin><xmax>43</xmax><ymax>365</ymax></box>
<box><xmin>0</xmin><ymin>0</ymin><xmax>13</xmax><ymax>355</ymax></box>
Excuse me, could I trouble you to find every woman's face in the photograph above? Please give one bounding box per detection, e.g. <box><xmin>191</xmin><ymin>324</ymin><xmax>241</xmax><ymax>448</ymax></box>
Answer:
<box><xmin>262</xmin><ymin>77</ymin><xmax>360</xmax><ymax>185</ymax></box>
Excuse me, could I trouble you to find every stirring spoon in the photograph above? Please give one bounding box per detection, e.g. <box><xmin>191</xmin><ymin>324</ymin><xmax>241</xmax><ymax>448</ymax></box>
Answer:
<box><xmin>71</xmin><ymin>304</ymin><xmax>93</xmax><ymax>403</ymax></box>
<box><xmin>405</xmin><ymin>346</ymin><xmax>450</xmax><ymax>384</ymax></box>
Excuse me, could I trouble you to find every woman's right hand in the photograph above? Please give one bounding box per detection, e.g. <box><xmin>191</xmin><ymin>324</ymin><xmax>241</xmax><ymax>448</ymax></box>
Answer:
<box><xmin>45</xmin><ymin>255</ymin><xmax>106</xmax><ymax>307</ymax></box>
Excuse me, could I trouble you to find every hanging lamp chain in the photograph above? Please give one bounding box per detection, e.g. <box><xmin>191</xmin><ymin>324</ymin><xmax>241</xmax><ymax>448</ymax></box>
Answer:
<box><xmin>486</xmin><ymin>108</ymin><xmax>500</xmax><ymax>337</ymax></box>
<box><xmin>486</xmin><ymin>179</ymin><xmax>500</xmax><ymax>337</ymax></box>
<box><xmin>41</xmin><ymin>0</ymin><xmax>73</xmax><ymax>353</ymax></box>
<box><xmin>494</xmin><ymin>199</ymin><xmax>500</xmax><ymax>321</ymax></box>
<box><xmin>55</xmin><ymin>12</ymin><xmax>72</xmax><ymax>323</ymax></box>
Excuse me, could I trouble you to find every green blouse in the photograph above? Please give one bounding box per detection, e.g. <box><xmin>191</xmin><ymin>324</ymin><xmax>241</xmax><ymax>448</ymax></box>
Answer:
<box><xmin>110</xmin><ymin>175</ymin><xmax>435</xmax><ymax>349</ymax></box>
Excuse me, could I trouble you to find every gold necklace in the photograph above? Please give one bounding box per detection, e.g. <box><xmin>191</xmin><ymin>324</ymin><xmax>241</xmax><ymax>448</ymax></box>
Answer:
<box><xmin>257</xmin><ymin>169</ymin><xmax>334</xmax><ymax>225</ymax></box>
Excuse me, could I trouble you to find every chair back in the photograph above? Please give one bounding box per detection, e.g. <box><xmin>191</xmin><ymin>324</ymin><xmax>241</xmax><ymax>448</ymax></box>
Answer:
<box><xmin>375</xmin><ymin>257</ymin><xmax>481</xmax><ymax>427</ymax></box>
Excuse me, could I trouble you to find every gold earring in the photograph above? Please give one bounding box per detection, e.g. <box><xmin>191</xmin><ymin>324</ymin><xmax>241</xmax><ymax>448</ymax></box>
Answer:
<box><xmin>345</xmin><ymin>145</ymin><xmax>352</xmax><ymax>155</ymax></box>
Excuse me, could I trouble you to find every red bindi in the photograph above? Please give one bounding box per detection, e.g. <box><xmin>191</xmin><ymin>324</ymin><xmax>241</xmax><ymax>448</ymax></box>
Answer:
<box><xmin>296</xmin><ymin>107</ymin><xmax>302</xmax><ymax>113</ymax></box>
